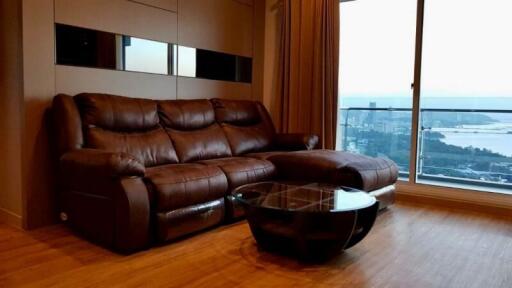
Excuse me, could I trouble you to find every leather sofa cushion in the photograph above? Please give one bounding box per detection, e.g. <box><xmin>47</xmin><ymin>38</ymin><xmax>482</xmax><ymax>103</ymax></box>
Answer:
<box><xmin>211</xmin><ymin>98</ymin><xmax>276</xmax><ymax>155</ymax></box>
<box><xmin>167</xmin><ymin>124</ymin><xmax>232</xmax><ymax>163</ymax></box>
<box><xmin>198</xmin><ymin>157</ymin><xmax>276</xmax><ymax>190</ymax></box>
<box><xmin>75</xmin><ymin>93</ymin><xmax>159</xmax><ymax>131</ymax></box>
<box><xmin>244</xmin><ymin>151</ymin><xmax>288</xmax><ymax>160</ymax></box>
<box><xmin>221</xmin><ymin>122</ymin><xmax>274</xmax><ymax>155</ymax></box>
<box><xmin>210</xmin><ymin>98</ymin><xmax>261</xmax><ymax>125</ymax></box>
<box><xmin>87</xmin><ymin>127</ymin><xmax>179</xmax><ymax>167</ymax></box>
<box><xmin>268</xmin><ymin>150</ymin><xmax>399</xmax><ymax>191</ymax></box>
<box><xmin>52</xmin><ymin>94</ymin><xmax>84</xmax><ymax>156</ymax></box>
<box><xmin>158</xmin><ymin>99</ymin><xmax>215</xmax><ymax>130</ymax></box>
<box><xmin>145</xmin><ymin>164</ymin><xmax>228</xmax><ymax>212</ymax></box>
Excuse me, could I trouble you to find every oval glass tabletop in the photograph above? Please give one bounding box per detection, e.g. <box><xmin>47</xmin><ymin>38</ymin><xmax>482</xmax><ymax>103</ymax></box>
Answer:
<box><xmin>232</xmin><ymin>181</ymin><xmax>376</xmax><ymax>212</ymax></box>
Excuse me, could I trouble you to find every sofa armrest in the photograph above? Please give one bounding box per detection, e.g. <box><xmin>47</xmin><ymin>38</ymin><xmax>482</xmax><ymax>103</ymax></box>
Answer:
<box><xmin>275</xmin><ymin>133</ymin><xmax>319</xmax><ymax>151</ymax></box>
<box><xmin>60</xmin><ymin>149</ymin><xmax>145</xmax><ymax>178</ymax></box>
<box><xmin>59</xmin><ymin>149</ymin><xmax>149</xmax><ymax>253</ymax></box>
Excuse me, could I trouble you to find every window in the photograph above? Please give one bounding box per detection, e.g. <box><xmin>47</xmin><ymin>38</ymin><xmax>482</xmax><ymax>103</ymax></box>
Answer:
<box><xmin>339</xmin><ymin>0</ymin><xmax>512</xmax><ymax>192</ymax></box>
<box><xmin>418</xmin><ymin>0</ymin><xmax>512</xmax><ymax>189</ymax></box>
<box><xmin>338</xmin><ymin>0</ymin><xmax>417</xmax><ymax>177</ymax></box>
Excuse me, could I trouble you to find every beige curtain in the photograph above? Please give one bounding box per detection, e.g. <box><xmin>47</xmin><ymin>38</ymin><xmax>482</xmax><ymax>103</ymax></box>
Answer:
<box><xmin>275</xmin><ymin>0</ymin><xmax>340</xmax><ymax>149</ymax></box>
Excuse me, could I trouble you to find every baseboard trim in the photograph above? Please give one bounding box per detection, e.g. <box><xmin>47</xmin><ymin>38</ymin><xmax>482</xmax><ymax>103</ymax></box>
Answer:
<box><xmin>396</xmin><ymin>181</ymin><xmax>512</xmax><ymax>214</ymax></box>
<box><xmin>0</xmin><ymin>208</ymin><xmax>22</xmax><ymax>228</ymax></box>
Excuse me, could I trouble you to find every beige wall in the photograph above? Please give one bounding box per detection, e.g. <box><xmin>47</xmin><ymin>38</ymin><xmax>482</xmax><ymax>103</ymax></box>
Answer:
<box><xmin>11</xmin><ymin>0</ymin><xmax>263</xmax><ymax>228</ymax></box>
<box><xmin>129</xmin><ymin>0</ymin><xmax>177</xmax><ymax>12</ymax></box>
<box><xmin>177</xmin><ymin>77</ymin><xmax>251</xmax><ymax>100</ymax></box>
<box><xmin>55</xmin><ymin>66</ymin><xmax>178</xmax><ymax>100</ymax></box>
<box><xmin>0</xmin><ymin>0</ymin><xmax>24</xmax><ymax>227</ymax></box>
<box><xmin>55</xmin><ymin>0</ymin><xmax>178</xmax><ymax>43</ymax></box>
<box><xmin>178</xmin><ymin>0</ymin><xmax>253</xmax><ymax>57</ymax></box>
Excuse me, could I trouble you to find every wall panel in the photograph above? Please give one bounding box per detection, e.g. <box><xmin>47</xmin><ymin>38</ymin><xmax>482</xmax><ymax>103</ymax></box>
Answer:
<box><xmin>0</xmin><ymin>0</ymin><xmax>23</xmax><ymax>227</ymax></box>
<box><xmin>22</xmin><ymin>0</ymin><xmax>57</xmax><ymax>228</ymax></box>
<box><xmin>177</xmin><ymin>77</ymin><xmax>251</xmax><ymax>100</ymax></box>
<box><xmin>55</xmin><ymin>0</ymin><xmax>177</xmax><ymax>43</ymax></box>
<box><xmin>129</xmin><ymin>0</ymin><xmax>177</xmax><ymax>12</ymax></box>
<box><xmin>178</xmin><ymin>0</ymin><xmax>253</xmax><ymax>57</ymax></box>
<box><xmin>56</xmin><ymin>66</ymin><xmax>177</xmax><ymax>100</ymax></box>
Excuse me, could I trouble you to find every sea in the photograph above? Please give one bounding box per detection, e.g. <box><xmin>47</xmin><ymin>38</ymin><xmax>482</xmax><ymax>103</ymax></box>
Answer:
<box><xmin>340</xmin><ymin>96</ymin><xmax>512</xmax><ymax>157</ymax></box>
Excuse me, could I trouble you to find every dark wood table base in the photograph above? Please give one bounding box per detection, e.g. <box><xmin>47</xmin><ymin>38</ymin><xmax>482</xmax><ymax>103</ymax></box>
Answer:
<box><xmin>243</xmin><ymin>201</ymin><xmax>379</xmax><ymax>261</ymax></box>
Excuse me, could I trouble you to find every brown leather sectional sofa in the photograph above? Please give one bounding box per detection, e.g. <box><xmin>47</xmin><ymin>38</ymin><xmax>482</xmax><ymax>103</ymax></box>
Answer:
<box><xmin>52</xmin><ymin>93</ymin><xmax>398</xmax><ymax>253</ymax></box>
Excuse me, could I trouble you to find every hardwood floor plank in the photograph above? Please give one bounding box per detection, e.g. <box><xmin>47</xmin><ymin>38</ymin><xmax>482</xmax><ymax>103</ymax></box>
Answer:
<box><xmin>0</xmin><ymin>200</ymin><xmax>511</xmax><ymax>287</ymax></box>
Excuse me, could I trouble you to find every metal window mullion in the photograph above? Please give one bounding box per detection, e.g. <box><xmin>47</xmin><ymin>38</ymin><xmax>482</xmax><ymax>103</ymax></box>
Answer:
<box><xmin>409</xmin><ymin>0</ymin><xmax>426</xmax><ymax>183</ymax></box>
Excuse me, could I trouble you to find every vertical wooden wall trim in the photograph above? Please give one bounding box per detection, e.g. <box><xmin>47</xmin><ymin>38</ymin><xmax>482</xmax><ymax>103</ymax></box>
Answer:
<box><xmin>252</xmin><ymin>0</ymin><xmax>266</xmax><ymax>102</ymax></box>
<box><xmin>22</xmin><ymin>0</ymin><xmax>57</xmax><ymax>228</ymax></box>
<box><xmin>0</xmin><ymin>0</ymin><xmax>24</xmax><ymax>227</ymax></box>
<box><xmin>262</xmin><ymin>0</ymin><xmax>282</xmax><ymax>118</ymax></box>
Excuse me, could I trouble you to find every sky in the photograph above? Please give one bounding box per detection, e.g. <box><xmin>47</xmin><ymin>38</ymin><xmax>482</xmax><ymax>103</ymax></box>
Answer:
<box><xmin>339</xmin><ymin>0</ymin><xmax>512</xmax><ymax>99</ymax></box>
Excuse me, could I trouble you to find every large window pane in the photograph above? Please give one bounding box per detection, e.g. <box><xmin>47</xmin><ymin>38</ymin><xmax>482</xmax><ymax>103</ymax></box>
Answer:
<box><xmin>419</xmin><ymin>0</ymin><xmax>512</xmax><ymax>190</ymax></box>
<box><xmin>338</xmin><ymin>0</ymin><xmax>417</xmax><ymax>176</ymax></box>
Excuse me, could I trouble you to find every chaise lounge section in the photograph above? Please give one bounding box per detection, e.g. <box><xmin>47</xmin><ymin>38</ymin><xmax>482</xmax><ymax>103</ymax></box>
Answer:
<box><xmin>52</xmin><ymin>93</ymin><xmax>398</xmax><ymax>253</ymax></box>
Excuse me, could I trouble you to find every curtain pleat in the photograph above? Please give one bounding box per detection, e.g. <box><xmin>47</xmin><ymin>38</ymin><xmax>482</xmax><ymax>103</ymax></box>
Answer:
<box><xmin>277</xmin><ymin>0</ymin><xmax>340</xmax><ymax>149</ymax></box>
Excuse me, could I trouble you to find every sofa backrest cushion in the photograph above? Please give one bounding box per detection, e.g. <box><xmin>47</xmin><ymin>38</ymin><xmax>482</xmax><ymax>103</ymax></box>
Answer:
<box><xmin>87</xmin><ymin>127</ymin><xmax>179</xmax><ymax>167</ymax></box>
<box><xmin>158</xmin><ymin>100</ymin><xmax>232</xmax><ymax>162</ymax></box>
<box><xmin>211</xmin><ymin>99</ymin><xmax>261</xmax><ymax>125</ymax></box>
<box><xmin>75</xmin><ymin>93</ymin><xmax>178</xmax><ymax>166</ymax></box>
<box><xmin>210</xmin><ymin>98</ymin><xmax>276</xmax><ymax>155</ymax></box>
<box><xmin>167</xmin><ymin>125</ymin><xmax>232</xmax><ymax>163</ymax></box>
<box><xmin>75</xmin><ymin>93</ymin><xmax>159</xmax><ymax>131</ymax></box>
<box><xmin>220</xmin><ymin>124</ymin><xmax>274</xmax><ymax>155</ymax></box>
<box><xmin>158</xmin><ymin>99</ymin><xmax>215</xmax><ymax>130</ymax></box>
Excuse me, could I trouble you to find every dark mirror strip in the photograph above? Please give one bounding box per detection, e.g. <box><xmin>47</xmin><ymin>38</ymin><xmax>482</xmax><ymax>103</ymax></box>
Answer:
<box><xmin>55</xmin><ymin>23</ymin><xmax>252</xmax><ymax>83</ymax></box>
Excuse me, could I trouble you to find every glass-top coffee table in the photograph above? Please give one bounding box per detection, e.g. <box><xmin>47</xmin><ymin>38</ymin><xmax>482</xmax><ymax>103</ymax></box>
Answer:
<box><xmin>233</xmin><ymin>182</ymin><xmax>379</xmax><ymax>261</ymax></box>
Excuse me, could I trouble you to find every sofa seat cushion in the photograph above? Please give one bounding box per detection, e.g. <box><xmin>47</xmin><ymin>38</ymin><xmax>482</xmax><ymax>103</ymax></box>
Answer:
<box><xmin>268</xmin><ymin>150</ymin><xmax>398</xmax><ymax>191</ymax></box>
<box><xmin>198</xmin><ymin>157</ymin><xmax>276</xmax><ymax>190</ymax></box>
<box><xmin>145</xmin><ymin>164</ymin><xmax>228</xmax><ymax>212</ymax></box>
<box><xmin>244</xmin><ymin>151</ymin><xmax>288</xmax><ymax>160</ymax></box>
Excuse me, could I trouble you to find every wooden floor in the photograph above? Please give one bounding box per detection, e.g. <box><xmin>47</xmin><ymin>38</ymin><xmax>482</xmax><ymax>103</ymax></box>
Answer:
<box><xmin>1</xmin><ymin>200</ymin><xmax>512</xmax><ymax>288</ymax></box>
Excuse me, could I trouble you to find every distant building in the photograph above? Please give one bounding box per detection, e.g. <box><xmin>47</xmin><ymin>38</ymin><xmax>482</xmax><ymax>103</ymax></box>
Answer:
<box><xmin>367</xmin><ymin>102</ymin><xmax>377</xmax><ymax>127</ymax></box>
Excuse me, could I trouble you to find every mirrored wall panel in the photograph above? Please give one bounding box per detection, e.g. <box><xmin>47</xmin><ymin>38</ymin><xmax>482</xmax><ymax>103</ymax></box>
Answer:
<box><xmin>123</xmin><ymin>36</ymin><xmax>170</xmax><ymax>74</ymax></box>
<box><xmin>178</xmin><ymin>46</ymin><xmax>252</xmax><ymax>83</ymax></box>
<box><xmin>55</xmin><ymin>24</ymin><xmax>170</xmax><ymax>75</ymax></box>
<box><xmin>55</xmin><ymin>24</ymin><xmax>252</xmax><ymax>83</ymax></box>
